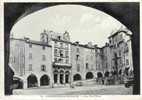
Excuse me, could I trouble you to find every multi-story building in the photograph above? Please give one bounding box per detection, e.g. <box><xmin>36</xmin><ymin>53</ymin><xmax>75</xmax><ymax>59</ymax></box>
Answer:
<box><xmin>9</xmin><ymin>28</ymin><xmax>133</xmax><ymax>89</ymax></box>
<box><xmin>10</xmin><ymin>36</ymin><xmax>52</xmax><ymax>88</ymax></box>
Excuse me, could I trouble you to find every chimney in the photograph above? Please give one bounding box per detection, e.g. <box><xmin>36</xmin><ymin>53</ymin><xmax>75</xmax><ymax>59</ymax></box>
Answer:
<box><xmin>94</xmin><ymin>44</ymin><xmax>98</xmax><ymax>48</ymax></box>
<box><xmin>88</xmin><ymin>42</ymin><xmax>92</xmax><ymax>47</ymax></box>
<box><xmin>75</xmin><ymin>41</ymin><xmax>79</xmax><ymax>44</ymax></box>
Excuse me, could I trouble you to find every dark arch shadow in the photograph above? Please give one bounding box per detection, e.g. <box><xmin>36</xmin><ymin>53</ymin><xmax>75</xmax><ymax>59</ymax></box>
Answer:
<box><xmin>97</xmin><ymin>72</ymin><xmax>103</xmax><ymax>78</ymax></box>
<box><xmin>4</xmin><ymin>2</ymin><xmax>140</xmax><ymax>94</ymax></box>
<box><xmin>13</xmin><ymin>77</ymin><xmax>23</xmax><ymax>89</ymax></box>
<box><xmin>104</xmin><ymin>71</ymin><xmax>110</xmax><ymax>77</ymax></box>
<box><xmin>27</xmin><ymin>74</ymin><xmax>38</xmax><ymax>88</ymax></box>
<box><xmin>73</xmin><ymin>74</ymin><xmax>82</xmax><ymax>81</ymax></box>
<box><xmin>86</xmin><ymin>72</ymin><xmax>94</xmax><ymax>79</ymax></box>
<box><xmin>40</xmin><ymin>74</ymin><xmax>50</xmax><ymax>86</ymax></box>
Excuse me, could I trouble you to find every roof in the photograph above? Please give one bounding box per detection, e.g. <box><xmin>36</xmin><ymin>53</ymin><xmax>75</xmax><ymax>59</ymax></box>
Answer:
<box><xmin>26</xmin><ymin>40</ymin><xmax>52</xmax><ymax>47</ymax></box>
<box><xmin>10</xmin><ymin>37</ymin><xmax>52</xmax><ymax>47</ymax></box>
<box><xmin>52</xmin><ymin>38</ymin><xmax>72</xmax><ymax>44</ymax></box>
<box><xmin>108</xmin><ymin>30</ymin><xmax>132</xmax><ymax>39</ymax></box>
<box><xmin>52</xmin><ymin>38</ymin><xmax>98</xmax><ymax>49</ymax></box>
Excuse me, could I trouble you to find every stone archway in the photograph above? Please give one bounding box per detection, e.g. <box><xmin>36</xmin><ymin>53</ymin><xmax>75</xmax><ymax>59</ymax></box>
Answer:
<box><xmin>60</xmin><ymin>70</ymin><xmax>64</xmax><ymax>84</ymax></box>
<box><xmin>40</xmin><ymin>75</ymin><xmax>50</xmax><ymax>86</ymax></box>
<box><xmin>13</xmin><ymin>77</ymin><xmax>23</xmax><ymax>89</ymax></box>
<box><xmin>27</xmin><ymin>74</ymin><xmax>38</xmax><ymax>88</ymax></box>
<box><xmin>119</xmin><ymin>69</ymin><xmax>122</xmax><ymax>75</ymax></box>
<box><xmin>86</xmin><ymin>72</ymin><xmax>94</xmax><ymax>79</ymax></box>
<box><xmin>53</xmin><ymin>70</ymin><xmax>58</xmax><ymax>84</ymax></box>
<box><xmin>65</xmin><ymin>71</ymin><xmax>70</xmax><ymax>83</ymax></box>
<box><xmin>97</xmin><ymin>72</ymin><xmax>103</xmax><ymax>78</ymax></box>
<box><xmin>104</xmin><ymin>71</ymin><xmax>110</xmax><ymax>77</ymax></box>
<box><xmin>73</xmin><ymin>74</ymin><xmax>82</xmax><ymax>81</ymax></box>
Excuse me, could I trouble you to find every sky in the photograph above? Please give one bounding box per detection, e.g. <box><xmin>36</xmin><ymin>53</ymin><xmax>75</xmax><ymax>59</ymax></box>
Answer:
<box><xmin>11</xmin><ymin>4</ymin><xmax>126</xmax><ymax>47</ymax></box>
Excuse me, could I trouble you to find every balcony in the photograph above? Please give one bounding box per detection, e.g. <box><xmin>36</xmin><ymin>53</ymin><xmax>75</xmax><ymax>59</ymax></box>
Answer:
<box><xmin>53</xmin><ymin>61</ymin><xmax>72</xmax><ymax>68</ymax></box>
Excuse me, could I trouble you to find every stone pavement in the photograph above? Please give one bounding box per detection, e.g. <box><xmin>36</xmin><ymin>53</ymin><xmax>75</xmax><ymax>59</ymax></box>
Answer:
<box><xmin>13</xmin><ymin>84</ymin><xmax>133</xmax><ymax>95</ymax></box>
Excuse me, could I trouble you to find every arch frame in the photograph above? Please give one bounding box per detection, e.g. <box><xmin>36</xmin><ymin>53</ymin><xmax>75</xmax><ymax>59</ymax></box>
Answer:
<box><xmin>40</xmin><ymin>74</ymin><xmax>50</xmax><ymax>86</ymax></box>
<box><xmin>73</xmin><ymin>73</ymin><xmax>82</xmax><ymax>81</ymax></box>
<box><xmin>86</xmin><ymin>71</ymin><xmax>94</xmax><ymax>80</ymax></box>
<box><xmin>27</xmin><ymin>74</ymin><xmax>38</xmax><ymax>88</ymax></box>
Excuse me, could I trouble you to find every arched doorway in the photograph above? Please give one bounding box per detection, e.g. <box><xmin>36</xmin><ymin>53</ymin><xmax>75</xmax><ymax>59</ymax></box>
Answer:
<box><xmin>65</xmin><ymin>71</ymin><xmax>70</xmax><ymax>83</ymax></box>
<box><xmin>104</xmin><ymin>71</ymin><xmax>109</xmax><ymax>77</ymax></box>
<box><xmin>97</xmin><ymin>72</ymin><xmax>103</xmax><ymax>84</ymax></box>
<box><xmin>13</xmin><ymin>77</ymin><xmax>23</xmax><ymax>89</ymax></box>
<box><xmin>97</xmin><ymin>72</ymin><xmax>103</xmax><ymax>78</ymax></box>
<box><xmin>60</xmin><ymin>70</ymin><xmax>64</xmax><ymax>84</ymax></box>
<box><xmin>54</xmin><ymin>70</ymin><xmax>58</xmax><ymax>84</ymax></box>
<box><xmin>86</xmin><ymin>72</ymin><xmax>94</xmax><ymax>79</ymax></box>
<box><xmin>119</xmin><ymin>69</ymin><xmax>122</xmax><ymax>75</ymax></box>
<box><xmin>113</xmin><ymin>71</ymin><xmax>118</xmax><ymax>76</ymax></box>
<box><xmin>40</xmin><ymin>75</ymin><xmax>50</xmax><ymax>86</ymax></box>
<box><xmin>73</xmin><ymin>74</ymin><xmax>82</xmax><ymax>81</ymax></box>
<box><xmin>27</xmin><ymin>74</ymin><xmax>38</xmax><ymax>88</ymax></box>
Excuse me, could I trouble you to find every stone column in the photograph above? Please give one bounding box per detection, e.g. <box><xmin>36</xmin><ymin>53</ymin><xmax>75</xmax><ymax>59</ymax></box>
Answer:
<box><xmin>57</xmin><ymin>73</ymin><xmax>60</xmax><ymax>84</ymax></box>
<box><xmin>23</xmin><ymin>79</ymin><xmax>27</xmax><ymax>89</ymax></box>
<box><xmin>63</xmin><ymin>73</ymin><xmax>66</xmax><ymax>84</ymax></box>
<box><xmin>50</xmin><ymin>74</ymin><xmax>54</xmax><ymax>88</ymax></box>
<box><xmin>38</xmin><ymin>78</ymin><xmax>40</xmax><ymax>87</ymax></box>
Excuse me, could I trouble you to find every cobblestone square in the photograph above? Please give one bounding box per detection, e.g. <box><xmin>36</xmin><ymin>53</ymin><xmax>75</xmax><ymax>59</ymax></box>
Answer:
<box><xmin>13</xmin><ymin>85</ymin><xmax>133</xmax><ymax>95</ymax></box>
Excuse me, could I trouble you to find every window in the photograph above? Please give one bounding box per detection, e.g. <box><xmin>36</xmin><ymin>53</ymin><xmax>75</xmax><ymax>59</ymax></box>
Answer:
<box><xmin>42</xmin><ymin>46</ymin><xmax>46</xmax><ymax>50</ymax></box>
<box><xmin>65</xmin><ymin>44</ymin><xmax>68</xmax><ymax>49</ymax></box>
<box><xmin>55</xmin><ymin>41</ymin><xmax>57</xmax><ymax>47</ymax></box>
<box><xmin>126</xmin><ymin>59</ymin><xmax>129</xmax><ymax>65</ymax></box>
<box><xmin>41</xmin><ymin>65</ymin><xmax>46</xmax><ymax>71</ymax></box>
<box><xmin>65</xmin><ymin>50</ymin><xmax>68</xmax><ymax>57</ymax></box>
<box><xmin>77</xmin><ymin>48</ymin><xmax>79</xmax><ymax>52</ymax></box>
<box><xmin>54</xmin><ymin>49</ymin><xmax>58</xmax><ymax>56</ymax></box>
<box><xmin>66</xmin><ymin>59</ymin><xmax>69</xmax><ymax>64</ymax></box>
<box><xmin>29</xmin><ymin>44</ymin><xmax>32</xmax><ymax>48</ymax></box>
<box><xmin>58</xmin><ymin>36</ymin><xmax>61</xmax><ymax>40</ymax></box>
<box><xmin>59</xmin><ymin>50</ymin><xmax>63</xmax><ymax>57</ymax></box>
<box><xmin>125</xmin><ymin>47</ymin><xmax>129</xmax><ymax>52</ymax></box>
<box><xmin>60</xmin><ymin>43</ymin><xmax>63</xmax><ymax>48</ymax></box>
<box><xmin>120</xmin><ymin>34</ymin><xmax>123</xmax><ymax>40</ymax></box>
<box><xmin>29</xmin><ymin>53</ymin><xmax>32</xmax><ymax>59</ymax></box>
<box><xmin>58</xmin><ymin>58</ymin><xmax>63</xmax><ymax>63</ymax></box>
<box><xmin>29</xmin><ymin>64</ymin><xmax>32</xmax><ymax>71</ymax></box>
<box><xmin>54</xmin><ymin>58</ymin><xmax>58</xmax><ymax>62</ymax></box>
<box><xmin>119</xmin><ymin>50</ymin><xmax>121</xmax><ymax>56</ymax></box>
<box><xmin>86</xmin><ymin>63</ymin><xmax>89</xmax><ymax>69</ymax></box>
<box><xmin>42</xmin><ymin>55</ymin><xmax>46</xmax><ymax>61</ymax></box>
<box><xmin>76</xmin><ymin>55</ymin><xmax>79</xmax><ymax>60</ymax></box>
<box><xmin>119</xmin><ymin>59</ymin><xmax>122</xmax><ymax>64</ymax></box>
<box><xmin>77</xmin><ymin>64</ymin><xmax>80</xmax><ymax>72</ymax></box>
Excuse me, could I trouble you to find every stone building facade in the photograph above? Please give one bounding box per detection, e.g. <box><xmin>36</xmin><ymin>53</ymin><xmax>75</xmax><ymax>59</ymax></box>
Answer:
<box><xmin>9</xmin><ymin>29</ymin><xmax>133</xmax><ymax>89</ymax></box>
<box><xmin>10</xmin><ymin>36</ymin><xmax>52</xmax><ymax>88</ymax></box>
